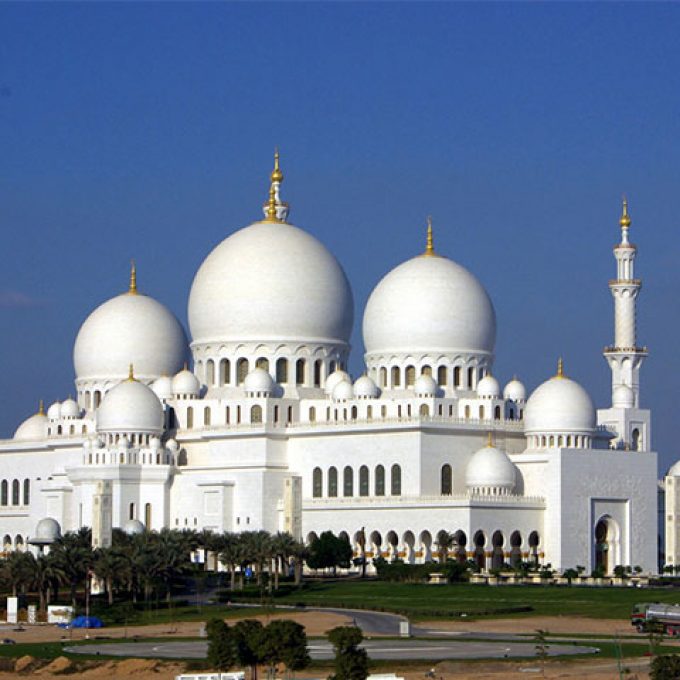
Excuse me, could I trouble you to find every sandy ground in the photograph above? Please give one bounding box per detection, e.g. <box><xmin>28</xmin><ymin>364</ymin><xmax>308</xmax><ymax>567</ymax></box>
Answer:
<box><xmin>0</xmin><ymin>614</ymin><xmax>657</xmax><ymax>679</ymax></box>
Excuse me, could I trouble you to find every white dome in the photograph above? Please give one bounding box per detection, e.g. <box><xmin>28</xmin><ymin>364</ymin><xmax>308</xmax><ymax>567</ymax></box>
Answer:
<box><xmin>524</xmin><ymin>371</ymin><xmax>596</xmax><ymax>435</ymax></box>
<box><xmin>172</xmin><ymin>368</ymin><xmax>200</xmax><ymax>397</ymax></box>
<box><xmin>61</xmin><ymin>398</ymin><xmax>80</xmax><ymax>419</ymax></box>
<box><xmin>503</xmin><ymin>377</ymin><xmax>527</xmax><ymax>402</ymax></box>
<box><xmin>188</xmin><ymin>221</ymin><xmax>353</xmax><ymax>347</ymax></box>
<box><xmin>325</xmin><ymin>368</ymin><xmax>351</xmax><ymax>395</ymax></box>
<box><xmin>149</xmin><ymin>436</ymin><xmax>162</xmax><ymax>450</ymax></box>
<box><xmin>363</xmin><ymin>253</ymin><xmax>496</xmax><ymax>356</ymax></box>
<box><xmin>74</xmin><ymin>290</ymin><xmax>188</xmax><ymax>384</ymax></box>
<box><xmin>97</xmin><ymin>378</ymin><xmax>164</xmax><ymax>435</ymax></box>
<box><xmin>332</xmin><ymin>380</ymin><xmax>354</xmax><ymax>402</ymax></box>
<box><xmin>35</xmin><ymin>517</ymin><xmax>61</xmax><ymax>542</ymax></box>
<box><xmin>151</xmin><ymin>375</ymin><xmax>174</xmax><ymax>401</ymax></box>
<box><xmin>166</xmin><ymin>438</ymin><xmax>178</xmax><ymax>451</ymax></box>
<box><xmin>354</xmin><ymin>375</ymin><xmax>380</xmax><ymax>399</ymax></box>
<box><xmin>477</xmin><ymin>374</ymin><xmax>501</xmax><ymax>399</ymax></box>
<box><xmin>613</xmin><ymin>384</ymin><xmax>635</xmax><ymax>409</ymax></box>
<box><xmin>14</xmin><ymin>408</ymin><xmax>48</xmax><ymax>441</ymax></box>
<box><xmin>47</xmin><ymin>401</ymin><xmax>61</xmax><ymax>420</ymax></box>
<box><xmin>243</xmin><ymin>368</ymin><xmax>275</xmax><ymax>396</ymax></box>
<box><xmin>466</xmin><ymin>444</ymin><xmax>517</xmax><ymax>492</ymax></box>
<box><xmin>122</xmin><ymin>519</ymin><xmax>145</xmax><ymax>535</ymax></box>
<box><xmin>414</xmin><ymin>373</ymin><xmax>438</xmax><ymax>397</ymax></box>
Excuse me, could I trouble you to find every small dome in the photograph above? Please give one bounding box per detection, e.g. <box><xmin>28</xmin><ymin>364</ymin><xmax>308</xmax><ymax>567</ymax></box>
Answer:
<box><xmin>151</xmin><ymin>376</ymin><xmax>174</xmax><ymax>401</ymax></box>
<box><xmin>613</xmin><ymin>384</ymin><xmax>635</xmax><ymax>409</ymax></box>
<box><xmin>503</xmin><ymin>377</ymin><xmax>527</xmax><ymax>402</ymax></box>
<box><xmin>35</xmin><ymin>518</ymin><xmax>61</xmax><ymax>542</ymax></box>
<box><xmin>477</xmin><ymin>374</ymin><xmax>501</xmax><ymax>399</ymax></box>
<box><xmin>14</xmin><ymin>408</ymin><xmax>48</xmax><ymax>441</ymax></box>
<box><xmin>166</xmin><ymin>438</ymin><xmax>178</xmax><ymax>451</ymax></box>
<box><xmin>172</xmin><ymin>367</ymin><xmax>200</xmax><ymax>397</ymax></box>
<box><xmin>414</xmin><ymin>373</ymin><xmax>438</xmax><ymax>397</ymax></box>
<box><xmin>325</xmin><ymin>368</ymin><xmax>351</xmax><ymax>395</ymax></box>
<box><xmin>122</xmin><ymin>519</ymin><xmax>145</xmax><ymax>535</ymax></box>
<box><xmin>332</xmin><ymin>379</ymin><xmax>354</xmax><ymax>402</ymax></box>
<box><xmin>244</xmin><ymin>368</ymin><xmax>275</xmax><ymax>396</ymax></box>
<box><xmin>47</xmin><ymin>401</ymin><xmax>62</xmax><ymax>420</ymax></box>
<box><xmin>363</xmin><ymin>251</ymin><xmax>496</xmax><ymax>357</ymax></box>
<box><xmin>74</xmin><ymin>285</ymin><xmax>188</xmax><ymax>385</ymax></box>
<box><xmin>97</xmin><ymin>378</ymin><xmax>164</xmax><ymax>435</ymax></box>
<box><xmin>354</xmin><ymin>375</ymin><xmax>380</xmax><ymax>399</ymax></box>
<box><xmin>61</xmin><ymin>398</ymin><xmax>80</xmax><ymax>419</ymax></box>
<box><xmin>524</xmin><ymin>366</ymin><xmax>596</xmax><ymax>435</ymax></box>
<box><xmin>149</xmin><ymin>436</ymin><xmax>162</xmax><ymax>450</ymax></box>
<box><xmin>466</xmin><ymin>443</ymin><xmax>517</xmax><ymax>493</ymax></box>
<box><xmin>669</xmin><ymin>461</ymin><xmax>680</xmax><ymax>478</ymax></box>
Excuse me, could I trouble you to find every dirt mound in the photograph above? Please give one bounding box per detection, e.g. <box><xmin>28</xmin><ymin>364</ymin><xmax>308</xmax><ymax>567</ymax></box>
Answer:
<box><xmin>36</xmin><ymin>656</ymin><xmax>73</xmax><ymax>674</ymax></box>
<box><xmin>109</xmin><ymin>659</ymin><xmax>160</xmax><ymax>674</ymax></box>
<box><xmin>14</xmin><ymin>655</ymin><xmax>39</xmax><ymax>673</ymax></box>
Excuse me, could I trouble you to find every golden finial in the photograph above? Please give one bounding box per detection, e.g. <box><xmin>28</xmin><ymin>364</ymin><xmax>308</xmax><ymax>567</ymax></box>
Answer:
<box><xmin>264</xmin><ymin>183</ymin><xmax>279</xmax><ymax>222</ymax></box>
<box><xmin>128</xmin><ymin>364</ymin><xmax>135</xmax><ymax>382</ymax></box>
<box><xmin>183</xmin><ymin>361</ymin><xmax>188</xmax><ymax>371</ymax></box>
<box><xmin>423</xmin><ymin>216</ymin><xmax>435</xmax><ymax>256</ymax></box>
<box><xmin>556</xmin><ymin>357</ymin><xmax>564</xmax><ymax>378</ymax></box>
<box><xmin>486</xmin><ymin>432</ymin><xmax>493</xmax><ymax>448</ymax></box>
<box><xmin>129</xmin><ymin>260</ymin><xmax>138</xmax><ymax>295</ymax></box>
<box><xmin>271</xmin><ymin>148</ymin><xmax>283</xmax><ymax>184</ymax></box>
<box><xmin>620</xmin><ymin>196</ymin><xmax>631</xmax><ymax>229</ymax></box>
<box><xmin>38</xmin><ymin>400</ymin><xmax>45</xmax><ymax>416</ymax></box>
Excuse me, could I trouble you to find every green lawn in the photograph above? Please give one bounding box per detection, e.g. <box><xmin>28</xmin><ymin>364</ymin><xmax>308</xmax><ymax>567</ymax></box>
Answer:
<box><xmin>231</xmin><ymin>580</ymin><xmax>680</xmax><ymax>620</ymax></box>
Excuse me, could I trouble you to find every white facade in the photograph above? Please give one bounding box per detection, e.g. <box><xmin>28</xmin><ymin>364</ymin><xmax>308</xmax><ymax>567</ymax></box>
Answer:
<box><xmin>0</xmin><ymin>157</ymin><xmax>659</xmax><ymax>574</ymax></box>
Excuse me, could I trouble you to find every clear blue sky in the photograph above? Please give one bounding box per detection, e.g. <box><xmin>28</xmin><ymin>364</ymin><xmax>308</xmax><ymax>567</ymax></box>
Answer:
<box><xmin>1</xmin><ymin>3</ymin><xmax>679</xmax><ymax>471</ymax></box>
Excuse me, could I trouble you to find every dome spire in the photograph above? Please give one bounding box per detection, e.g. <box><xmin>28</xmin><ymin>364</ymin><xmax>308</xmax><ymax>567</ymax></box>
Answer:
<box><xmin>262</xmin><ymin>148</ymin><xmax>289</xmax><ymax>223</ymax></box>
<box><xmin>556</xmin><ymin>357</ymin><xmax>564</xmax><ymax>379</ymax></box>
<box><xmin>128</xmin><ymin>363</ymin><xmax>135</xmax><ymax>382</ymax></box>
<box><xmin>486</xmin><ymin>432</ymin><xmax>494</xmax><ymax>447</ymax></box>
<box><xmin>423</xmin><ymin>216</ymin><xmax>436</xmax><ymax>257</ymax></box>
<box><xmin>129</xmin><ymin>260</ymin><xmax>138</xmax><ymax>295</ymax></box>
<box><xmin>38</xmin><ymin>399</ymin><xmax>45</xmax><ymax>416</ymax></box>
<box><xmin>619</xmin><ymin>196</ymin><xmax>631</xmax><ymax>245</ymax></box>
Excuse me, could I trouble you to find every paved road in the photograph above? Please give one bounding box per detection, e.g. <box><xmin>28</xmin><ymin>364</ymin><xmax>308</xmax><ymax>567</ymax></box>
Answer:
<box><xmin>65</xmin><ymin>638</ymin><xmax>598</xmax><ymax>661</ymax></box>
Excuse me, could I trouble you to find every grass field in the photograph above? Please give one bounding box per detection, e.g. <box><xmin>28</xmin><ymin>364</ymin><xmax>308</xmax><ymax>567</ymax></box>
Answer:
<box><xmin>231</xmin><ymin>579</ymin><xmax>680</xmax><ymax>620</ymax></box>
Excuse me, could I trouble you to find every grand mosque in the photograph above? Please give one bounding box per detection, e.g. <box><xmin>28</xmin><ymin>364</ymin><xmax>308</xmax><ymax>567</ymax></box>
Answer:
<box><xmin>0</xmin><ymin>154</ymin><xmax>660</xmax><ymax>574</ymax></box>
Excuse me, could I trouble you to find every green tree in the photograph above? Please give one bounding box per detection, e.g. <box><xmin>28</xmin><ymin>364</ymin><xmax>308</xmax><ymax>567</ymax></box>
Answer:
<box><xmin>1</xmin><ymin>551</ymin><xmax>34</xmax><ymax>597</ymax></box>
<box><xmin>307</xmin><ymin>531</ymin><xmax>352</xmax><ymax>574</ymax></box>
<box><xmin>562</xmin><ymin>568</ymin><xmax>578</xmax><ymax>585</ymax></box>
<box><xmin>206</xmin><ymin>618</ymin><xmax>237</xmax><ymax>672</ymax></box>
<box><xmin>30</xmin><ymin>554</ymin><xmax>66</xmax><ymax>612</ymax></box>
<box><xmin>436</xmin><ymin>530</ymin><xmax>454</xmax><ymax>564</ymax></box>
<box><xmin>218</xmin><ymin>532</ymin><xmax>244</xmax><ymax>592</ymax></box>
<box><xmin>261</xmin><ymin>620</ymin><xmax>310</xmax><ymax>677</ymax></box>
<box><xmin>233</xmin><ymin>618</ymin><xmax>265</xmax><ymax>680</ymax></box>
<box><xmin>327</xmin><ymin>626</ymin><xmax>369</xmax><ymax>680</ymax></box>
<box><xmin>93</xmin><ymin>547</ymin><xmax>126</xmax><ymax>605</ymax></box>
<box><xmin>651</xmin><ymin>654</ymin><xmax>680</xmax><ymax>679</ymax></box>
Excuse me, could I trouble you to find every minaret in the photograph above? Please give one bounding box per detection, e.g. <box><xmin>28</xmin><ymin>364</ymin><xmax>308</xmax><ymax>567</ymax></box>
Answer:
<box><xmin>604</xmin><ymin>198</ymin><xmax>647</xmax><ymax>407</ymax></box>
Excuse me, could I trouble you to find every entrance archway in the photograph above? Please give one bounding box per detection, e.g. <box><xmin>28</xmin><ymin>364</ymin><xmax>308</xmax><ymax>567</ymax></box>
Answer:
<box><xmin>594</xmin><ymin>515</ymin><xmax>620</xmax><ymax>575</ymax></box>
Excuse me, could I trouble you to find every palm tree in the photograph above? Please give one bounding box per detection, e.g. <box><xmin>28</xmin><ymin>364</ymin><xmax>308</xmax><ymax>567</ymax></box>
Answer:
<box><xmin>50</xmin><ymin>531</ymin><xmax>94</xmax><ymax>610</ymax></box>
<box><xmin>93</xmin><ymin>547</ymin><xmax>126</xmax><ymax>605</ymax></box>
<box><xmin>436</xmin><ymin>530</ymin><xmax>454</xmax><ymax>564</ymax></box>
<box><xmin>247</xmin><ymin>530</ymin><xmax>273</xmax><ymax>586</ymax></box>
<box><xmin>271</xmin><ymin>532</ymin><xmax>296</xmax><ymax>591</ymax></box>
<box><xmin>30</xmin><ymin>554</ymin><xmax>66</xmax><ymax>612</ymax></box>
<box><xmin>289</xmin><ymin>539</ymin><xmax>308</xmax><ymax>587</ymax></box>
<box><xmin>196</xmin><ymin>528</ymin><xmax>216</xmax><ymax>571</ymax></box>
<box><xmin>218</xmin><ymin>532</ymin><xmax>244</xmax><ymax>592</ymax></box>
<box><xmin>1</xmin><ymin>551</ymin><xmax>34</xmax><ymax>597</ymax></box>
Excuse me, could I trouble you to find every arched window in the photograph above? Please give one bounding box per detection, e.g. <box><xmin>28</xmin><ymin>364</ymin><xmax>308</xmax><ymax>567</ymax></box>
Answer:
<box><xmin>129</xmin><ymin>502</ymin><xmax>135</xmax><ymax>520</ymax></box>
<box><xmin>437</xmin><ymin>366</ymin><xmax>447</xmax><ymax>386</ymax></box>
<box><xmin>422</xmin><ymin>365</ymin><xmax>432</xmax><ymax>376</ymax></box>
<box><xmin>256</xmin><ymin>357</ymin><xmax>269</xmax><ymax>371</ymax></box>
<box><xmin>343</xmin><ymin>466</ymin><xmax>353</xmax><ymax>496</ymax></box>
<box><xmin>0</xmin><ymin>480</ymin><xmax>7</xmax><ymax>506</ymax></box>
<box><xmin>479</xmin><ymin>405</ymin><xmax>485</xmax><ymax>419</ymax></box>
<box><xmin>359</xmin><ymin>465</ymin><xmax>369</xmax><ymax>496</ymax></box>
<box><xmin>312</xmin><ymin>467</ymin><xmax>322</xmax><ymax>497</ymax></box>
<box><xmin>186</xmin><ymin>406</ymin><xmax>194</xmax><ymax>429</ymax></box>
<box><xmin>94</xmin><ymin>390</ymin><xmax>101</xmax><ymax>407</ymax></box>
<box><xmin>145</xmin><ymin>503</ymin><xmax>152</xmax><ymax>528</ymax></box>
<box><xmin>276</xmin><ymin>358</ymin><xmax>288</xmax><ymax>383</ymax></box>
<box><xmin>328</xmin><ymin>467</ymin><xmax>338</xmax><ymax>497</ymax></box>
<box><xmin>391</xmin><ymin>464</ymin><xmax>402</xmax><ymax>496</ymax></box>
<box><xmin>287</xmin><ymin>406</ymin><xmax>293</xmax><ymax>424</ymax></box>
<box><xmin>391</xmin><ymin>366</ymin><xmax>401</xmax><ymax>387</ymax></box>
<box><xmin>203</xmin><ymin>407</ymin><xmax>211</xmax><ymax>426</ymax></box>
<box><xmin>494</xmin><ymin>405</ymin><xmax>501</xmax><ymax>420</ymax></box>
<box><xmin>251</xmin><ymin>405</ymin><xmax>262</xmax><ymax>423</ymax></box>
<box><xmin>309</xmin><ymin>406</ymin><xmax>316</xmax><ymax>422</ymax></box>
<box><xmin>220</xmin><ymin>358</ymin><xmax>231</xmax><ymax>385</ymax></box>
<box><xmin>225</xmin><ymin>406</ymin><xmax>231</xmax><ymax>424</ymax></box>
<box><xmin>314</xmin><ymin>360</ymin><xmax>322</xmax><ymax>387</ymax></box>
<box><xmin>22</xmin><ymin>479</ymin><xmax>29</xmax><ymax>506</ymax></box>
<box><xmin>405</xmin><ymin>365</ymin><xmax>416</xmax><ymax>386</ymax></box>
<box><xmin>206</xmin><ymin>359</ymin><xmax>215</xmax><ymax>386</ymax></box>
<box><xmin>351</xmin><ymin>406</ymin><xmax>358</xmax><ymax>420</ymax></box>
<box><xmin>237</xmin><ymin>358</ymin><xmax>249</xmax><ymax>384</ymax></box>
<box><xmin>296</xmin><ymin>359</ymin><xmax>306</xmax><ymax>385</ymax></box>
<box><xmin>467</xmin><ymin>367</ymin><xmax>474</xmax><ymax>388</ymax></box>
<box><xmin>454</xmin><ymin>367</ymin><xmax>461</xmax><ymax>387</ymax></box>
<box><xmin>11</xmin><ymin>480</ymin><xmax>19</xmax><ymax>505</ymax></box>
<box><xmin>464</xmin><ymin>405</ymin><xmax>471</xmax><ymax>419</ymax></box>
<box><xmin>632</xmin><ymin>428</ymin><xmax>641</xmax><ymax>451</ymax></box>
<box><xmin>367</xmin><ymin>406</ymin><xmax>373</xmax><ymax>420</ymax></box>
<box><xmin>379</xmin><ymin>367</ymin><xmax>387</xmax><ymax>387</ymax></box>
<box><xmin>441</xmin><ymin>464</ymin><xmax>452</xmax><ymax>495</ymax></box>
<box><xmin>419</xmin><ymin>404</ymin><xmax>429</xmax><ymax>417</ymax></box>
<box><xmin>375</xmin><ymin>465</ymin><xmax>385</xmax><ymax>496</ymax></box>
<box><xmin>237</xmin><ymin>405</ymin><xmax>242</xmax><ymax>424</ymax></box>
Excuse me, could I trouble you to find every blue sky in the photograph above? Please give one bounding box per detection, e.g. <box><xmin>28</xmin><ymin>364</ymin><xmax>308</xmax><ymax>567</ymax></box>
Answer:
<box><xmin>1</xmin><ymin>3</ymin><xmax>679</xmax><ymax>470</ymax></box>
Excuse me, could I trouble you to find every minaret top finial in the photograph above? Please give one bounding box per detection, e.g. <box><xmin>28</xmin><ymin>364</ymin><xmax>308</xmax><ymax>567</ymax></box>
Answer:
<box><xmin>271</xmin><ymin>148</ymin><xmax>283</xmax><ymax>184</ymax></box>
<box><xmin>423</xmin><ymin>216</ymin><xmax>435</xmax><ymax>257</ymax></box>
<box><xmin>128</xmin><ymin>363</ymin><xmax>135</xmax><ymax>382</ymax></box>
<box><xmin>129</xmin><ymin>260</ymin><xmax>138</xmax><ymax>295</ymax></box>
<box><xmin>263</xmin><ymin>150</ymin><xmax>285</xmax><ymax>223</ymax></box>
<box><xmin>556</xmin><ymin>357</ymin><xmax>564</xmax><ymax>378</ymax></box>
<box><xmin>38</xmin><ymin>399</ymin><xmax>45</xmax><ymax>416</ymax></box>
<box><xmin>620</xmin><ymin>196</ymin><xmax>631</xmax><ymax>229</ymax></box>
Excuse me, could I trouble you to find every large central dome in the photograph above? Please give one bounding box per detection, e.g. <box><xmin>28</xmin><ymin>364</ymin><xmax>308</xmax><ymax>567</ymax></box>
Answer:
<box><xmin>188</xmin><ymin>162</ymin><xmax>353</xmax><ymax>348</ymax></box>
<box><xmin>363</xmin><ymin>229</ymin><xmax>496</xmax><ymax>357</ymax></box>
